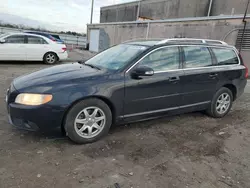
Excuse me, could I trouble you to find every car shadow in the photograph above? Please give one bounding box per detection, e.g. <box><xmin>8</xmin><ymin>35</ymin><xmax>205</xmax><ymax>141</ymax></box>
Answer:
<box><xmin>13</xmin><ymin>111</ymin><xmax>207</xmax><ymax>145</ymax></box>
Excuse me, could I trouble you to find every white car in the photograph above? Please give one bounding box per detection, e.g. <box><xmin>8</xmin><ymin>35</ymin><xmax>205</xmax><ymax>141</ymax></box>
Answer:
<box><xmin>0</xmin><ymin>33</ymin><xmax>68</xmax><ymax>64</ymax></box>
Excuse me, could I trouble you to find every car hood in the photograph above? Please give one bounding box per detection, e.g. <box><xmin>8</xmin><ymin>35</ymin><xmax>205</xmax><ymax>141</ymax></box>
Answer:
<box><xmin>13</xmin><ymin>63</ymin><xmax>107</xmax><ymax>91</ymax></box>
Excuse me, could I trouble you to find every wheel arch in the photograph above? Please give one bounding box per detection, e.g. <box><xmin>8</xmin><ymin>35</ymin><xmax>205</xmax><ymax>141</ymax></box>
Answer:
<box><xmin>43</xmin><ymin>51</ymin><xmax>59</xmax><ymax>61</ymax></box>
<box><xmin>61</xmin><ymin>95</ymin><xmax>116</xmax><ymax>134</ymax></box>
<box><xmin>222</xmin><ymin>84</ymin><xmax>237</xmax><ymax>101</ymax></box>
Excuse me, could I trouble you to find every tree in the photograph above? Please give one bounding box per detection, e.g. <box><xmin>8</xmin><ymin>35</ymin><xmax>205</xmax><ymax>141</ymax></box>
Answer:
<box><xmin>0</xmin><ymin>22</ymin><xmax>86</xmax><ymax>36</ymax></box>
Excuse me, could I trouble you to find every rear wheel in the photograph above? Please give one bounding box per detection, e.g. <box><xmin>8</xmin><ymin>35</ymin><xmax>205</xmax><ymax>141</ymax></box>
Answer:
<box><xmin>43</xmin><ymin>52</ymin><xmax>58</xmax><ymax>64</ymax></box>
<box><xmin>206</xmin><ymin>87</ymin><xmax>233</xmax><ymax>118</ymax></box>
<box><xmin>64</xmin><ymin>99</ymin><xmax>112</xmax><ymax>144</ymax></box>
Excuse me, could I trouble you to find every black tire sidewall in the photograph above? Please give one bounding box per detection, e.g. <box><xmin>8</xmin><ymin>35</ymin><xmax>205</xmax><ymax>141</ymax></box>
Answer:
<box><xmin>209</xmin><ymin>87</ymin><xmax>233</xmax><ymax>118</ymax></box>
<box><xmin>65</xmin><ymin>98</ymin><xmax>112</xmax><ymax>144</ymax></box>
<box><xmin>43</xmin><ymin>52</ymin><xmax>57</xmax><ymax>64</ymax></box>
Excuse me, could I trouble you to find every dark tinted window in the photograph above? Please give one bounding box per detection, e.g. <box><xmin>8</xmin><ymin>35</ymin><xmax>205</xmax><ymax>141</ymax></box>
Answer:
<box><xmin>183</xmin><ymin>46</ymin><xmax>212</xmax><ymax>68</ymax></box>
<box><xmin>5</xmin><ymin>35</ymin><xmax>25</xmax><ymax>44</ymax></box>
<box><xmin>27</xmin><ymin>36</ymin><xmax>48</xmax><ymax>44</ymax></box>
<box><xmin>52</xmin><ymin>35</ymin><xmax>60</xmax><ymax>40</ymax></box>
<box><xmin>211</xmin><ymin>48</ymin><xmax>239</xmax><ymax>65</ymax></box>
<box><xmin>138</xmin><ymin>47</ymin><xmax>180</xmax><ymax>71</ymax></box>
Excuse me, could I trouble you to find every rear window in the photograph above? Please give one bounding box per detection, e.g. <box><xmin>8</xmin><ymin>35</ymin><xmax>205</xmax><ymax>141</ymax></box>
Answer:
<box><xmin>211</xmin><ymin>48</ymin><xmax>239</xmax><ymax>65</ymax></box>
<box><xmin>27</xmin><ymin>36</ymin><xmax>48</xmax><ymax>44</ymax></box>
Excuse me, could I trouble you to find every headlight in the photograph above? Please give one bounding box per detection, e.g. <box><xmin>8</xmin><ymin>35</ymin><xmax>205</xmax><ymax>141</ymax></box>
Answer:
<box><xmin>15</xmin><ymin>93</ymin><xmax>53</xmax><ymax>106</ymax></box>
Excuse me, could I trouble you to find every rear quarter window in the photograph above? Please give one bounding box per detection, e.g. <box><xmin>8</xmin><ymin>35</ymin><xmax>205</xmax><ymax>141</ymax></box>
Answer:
<box><xmin>211</xmin><ymin>48</ymin><xmax>239</xmax><ymax>65</ymax></box>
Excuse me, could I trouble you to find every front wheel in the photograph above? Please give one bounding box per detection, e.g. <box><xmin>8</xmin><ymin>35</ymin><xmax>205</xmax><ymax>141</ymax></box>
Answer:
<box><xmin>64</xmin><ymin>99</ymin><xmax>112</xmax><ymax>144</ymax></box>
<box><xmin>206</xmin><ymin>87</ymin><xmax>233</xmax><ymax>118</ymax></box>
<box><xmin>43</xmin><ymin>52</ymin><xmax>58</xmax><ymax>64</ymax></box>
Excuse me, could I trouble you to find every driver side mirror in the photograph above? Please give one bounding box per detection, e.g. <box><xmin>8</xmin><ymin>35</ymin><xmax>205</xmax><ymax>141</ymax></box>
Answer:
<box><xmin>131</xmin><ymin>66</ymin><xmax>154</xmax><ymax>78</ymax></box>
<box><xmin>0</xmin><ymin>39</ymin><xmax>6</xmax><ymax>44</ymax></box>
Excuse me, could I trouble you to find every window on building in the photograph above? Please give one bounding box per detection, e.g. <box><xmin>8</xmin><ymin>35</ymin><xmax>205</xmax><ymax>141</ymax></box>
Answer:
<box><xmin>183</xmin><ymin>46</ymin><xmax>212</xmax><ymax>68</ymax></box>
<box><xmin>138</xmin><ymin>47</ymin><xmax>180</xmax><ymax>72</ymax></box>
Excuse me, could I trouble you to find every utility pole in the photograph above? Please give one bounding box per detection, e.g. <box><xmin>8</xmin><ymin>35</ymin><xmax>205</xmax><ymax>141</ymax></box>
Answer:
<box><xmin>90</xmin><ymin>0</ymin><xmax>94</xmax><ymax>24</ymax></box>
<box><xmin>207</xmin><ymin>0</ymin><xmax>213</xmax><ymax>16</ymax></box>
<box><xmin>137</xmin><ymin>0</ymin><xmax>141</xmax><ymax>20</ymax></box>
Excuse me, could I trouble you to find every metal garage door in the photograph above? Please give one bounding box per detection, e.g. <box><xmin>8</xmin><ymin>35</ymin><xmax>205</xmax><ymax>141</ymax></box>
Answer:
<box><xmin>89</xmin><ymin>29</ymin><xmax>100</xmax><ymax>52</ymax></box>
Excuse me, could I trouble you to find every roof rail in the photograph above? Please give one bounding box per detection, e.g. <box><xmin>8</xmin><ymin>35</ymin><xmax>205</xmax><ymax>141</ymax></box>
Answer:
<box><xmin>157</xmin><ymin>38</ymin><xmax>228</xmax><ymax>45</ymax></box>
<box><xmin>122</xmin><ymin>38</ymin><xmax>164</xmax><ymax>44</ymax></box>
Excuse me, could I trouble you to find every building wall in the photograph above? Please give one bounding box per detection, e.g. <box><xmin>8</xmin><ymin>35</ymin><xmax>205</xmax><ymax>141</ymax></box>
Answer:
<box><xmin>100</xmin><ymin>0</ymin><xmax>250</xmax><ymax>23</ymax></box>
<box><xmin>100</xmin><ymin>1</ymin><xmax>139</xmax><ymax>23</ymax></box>
<box><xmin>212</xmin><ymin>0</ymin><xmax>249</xmax><ymax>16</ymax></box>
<box><xmin>88</xmin><ymin>17</ymin><xmax>250</xmax><ymax>67</ymax></box>
<box><xmin>100</xmin><ymin>0</ymin><xmax>210</xmax><ymax>23</ymax></box>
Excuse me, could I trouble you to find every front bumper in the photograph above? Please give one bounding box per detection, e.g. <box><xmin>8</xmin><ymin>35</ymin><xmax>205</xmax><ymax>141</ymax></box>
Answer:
<box><xmin>7</xmin><ymin>103</ymin><xmax>64</xmax><ymax>132</ymax></box>
<box><xmin>6</xmin><ymin>85</ymin><xmax>65</xmax><ymax>133</ymax></box>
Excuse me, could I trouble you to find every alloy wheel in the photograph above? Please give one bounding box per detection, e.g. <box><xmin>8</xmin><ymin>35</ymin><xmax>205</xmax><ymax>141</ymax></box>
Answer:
<box><xmin>216</xmin><ymin>93</ymin><xmax>231</xmax><ymax>114</ymax></box>
<box><xmin>46</xmin><ymin>53</ymin><xmax>56</xmax><ymax>64</ymax></box>
<box><xmin>74</xmin><ymin>106</ymin><xmax>106</xmax><ymax>139</ymax></box>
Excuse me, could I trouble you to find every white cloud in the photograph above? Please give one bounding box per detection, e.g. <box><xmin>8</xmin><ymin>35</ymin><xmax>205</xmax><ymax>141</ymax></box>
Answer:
<box><xmin>0</xmin><ymin>0</ymin><xmax>135</xmax><ymax>32</ymax></box>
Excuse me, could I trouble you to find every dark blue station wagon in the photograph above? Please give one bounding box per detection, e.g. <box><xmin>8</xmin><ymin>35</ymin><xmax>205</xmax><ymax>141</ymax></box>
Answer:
<box><xmin>6</xmin><ymin>38</ymin><xmax>248</xmax><ymax>144</ymax></box>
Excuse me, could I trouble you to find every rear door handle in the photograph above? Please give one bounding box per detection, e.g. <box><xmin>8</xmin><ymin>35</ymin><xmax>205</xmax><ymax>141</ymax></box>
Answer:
<box><xmin>209</xmin><ymin>73</ymin><xmax>218</xmax><ymax>78</ymax></box>
<box><xmin>169</xmin><ymin>76</ymin><xmax>180</xmax><ymax>82</ymax></box>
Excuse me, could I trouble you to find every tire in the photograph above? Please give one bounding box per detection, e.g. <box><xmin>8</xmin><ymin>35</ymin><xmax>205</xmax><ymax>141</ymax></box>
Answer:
<box><xmin>64</xmin><ymin>98</ymin><xmax>112</xmax><ymax>144</ymax></box>
<box><xmin>43</xmin><ymin>52</ymin><xmax>58</xmax><ymax>64</ymax></box>
<box><xmin>206</xmin><ymin>87</ymin><xmax>233</xmax><ymax>118</ymax></box>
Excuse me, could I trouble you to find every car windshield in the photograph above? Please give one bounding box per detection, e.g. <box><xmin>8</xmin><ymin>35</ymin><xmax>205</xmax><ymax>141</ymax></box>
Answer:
<box><xmin>85</xmin><ymin>44</ymin><xmax>148</xmax><ymax>70</ymax></box>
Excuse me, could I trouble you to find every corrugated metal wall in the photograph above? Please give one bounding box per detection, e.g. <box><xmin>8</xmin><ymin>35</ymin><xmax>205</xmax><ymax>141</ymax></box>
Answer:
<box><xmin>100</xmin><ymin>0</ymin><xmax>250</xmax><ymax>23</ymax></box>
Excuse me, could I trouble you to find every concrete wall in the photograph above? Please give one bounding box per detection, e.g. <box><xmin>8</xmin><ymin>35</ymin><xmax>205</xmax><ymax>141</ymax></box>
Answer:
<box><xmin>212</xmin><ymin>0</ymin><xmax>249</xmax><ymax>16</ymax></box>
<box><xmin>100</xmin><ymin>0</ymin><xmax>250</xmax><ymax>23</ymax></box>
<box><xmin>88</xmin><ymin>17</ymin><xmax>250</xmax><ymax>67</ymax></box>
<box><xmin>89</xmin><ymin>17</ymin><xmax>243</xmax><ymax>49</ymax></box>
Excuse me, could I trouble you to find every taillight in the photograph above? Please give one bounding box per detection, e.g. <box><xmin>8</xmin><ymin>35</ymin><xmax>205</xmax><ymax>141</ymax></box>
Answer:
<box><xmin>62</xmin><ymin>47</ymin><xmax>67</xmax><ymax>52</ymax></box>
<box><xmin>50</xmin><ymin>36</ymin><xmax>56</xmax><ymax>42</ymax></box>
<box><xmin>239</xmin><ymin>53</ymin><xmax>249</xmax><ymax>78</ymax></box>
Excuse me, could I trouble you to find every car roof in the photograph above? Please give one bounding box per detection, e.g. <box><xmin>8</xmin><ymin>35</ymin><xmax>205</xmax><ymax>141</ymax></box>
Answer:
<box><xmin>26</xmin><ymin>31</ymin><xmax>50</xmax><ymax>35</ymax></box>
<box><xmin>4</xmin><ymin>32</ymin><xmax>44</xmax><ymax>36</ymax></box>
<box><xmin>2</xmin><ymin>32</ymin><xmax>50</xmax><ymax>40</ymax></box>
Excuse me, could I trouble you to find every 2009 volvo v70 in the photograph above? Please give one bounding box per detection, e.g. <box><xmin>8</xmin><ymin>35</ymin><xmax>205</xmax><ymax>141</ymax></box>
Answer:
<box><xmin>6</xmin><ymin>38</ymin><xmax>248</xmax><ymax>144</ymax></box>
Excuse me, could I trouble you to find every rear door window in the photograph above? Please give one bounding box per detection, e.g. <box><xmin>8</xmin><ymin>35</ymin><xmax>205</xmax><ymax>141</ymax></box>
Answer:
<box><xmin>27</xmin><ymin>36</ymin><xmax>48</xmax><ymax>44</ymax></box>
<box><xmin>138</xmin><ymin>46</ymin><xmax>180</xmax><ymax>72</ymax></box>
<box><xmin>211</xmin><ymin>48</ymin><xmax>239</xmax><ymax>65</ymax></box>
<box><xmin>183</xmin><ymin>46</ymin><xmax>213</xmax><ymax>68</ymax></box>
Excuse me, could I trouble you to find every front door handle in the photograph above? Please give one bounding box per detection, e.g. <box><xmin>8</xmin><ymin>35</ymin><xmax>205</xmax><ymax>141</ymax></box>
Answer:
<box><xmin>169</xmin><ymin>76</ymin><xmax>180</xmax><ymax>82</ymax></box>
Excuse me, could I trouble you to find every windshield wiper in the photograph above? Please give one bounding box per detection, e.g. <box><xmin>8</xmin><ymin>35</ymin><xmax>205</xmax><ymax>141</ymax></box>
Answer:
<box><xmin>78</xmin><ymin>61</ymin><xmax>101</xmax><ymax>70</ymax></box>
<box><xmin>84</xmin><ymin>63</ymin><xmax>101</xmax><ymax>70</ymax></box>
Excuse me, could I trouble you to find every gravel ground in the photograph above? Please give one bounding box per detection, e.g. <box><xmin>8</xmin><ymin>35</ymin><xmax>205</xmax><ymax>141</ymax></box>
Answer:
<box><xmin>0</xmin><ymin>50</ymin><xmax>250</xmax><ymax>188</ymax></box>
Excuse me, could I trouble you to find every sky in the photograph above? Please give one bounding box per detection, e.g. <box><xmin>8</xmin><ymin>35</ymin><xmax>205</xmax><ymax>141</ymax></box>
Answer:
<box><xmin>0</xmin><ymin>0</ymin><xmax>135</xmax><ymax>33</ymax></box>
